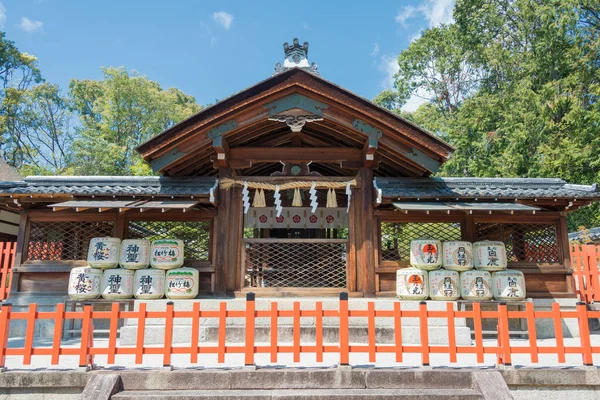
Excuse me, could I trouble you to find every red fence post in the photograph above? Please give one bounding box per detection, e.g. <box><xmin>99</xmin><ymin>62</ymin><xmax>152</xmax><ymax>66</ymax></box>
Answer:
<box><xmin>525</xmin><ymin>302</ymin><xmax>539</xmax><ymax>363</ymax></box>
<box><xmin>446</xmin><ymin>302</ymin><xmax>457</xmax><ymax>363</ymax></box>
<box><xmin>0</xmin><ymin>303</ymin><xmax>12</xmax><ymax>368</ymax></box>
<box><xmin>497</xmin><ymin>302</ymin><xmax>512</xmax><ymax>366</ymax></box>
<box><xmin>270</xmin><ymin>302</ymin><xmax>278</xmax><ymax>363</ymax></box>
<box><xmin>107</xmin><ymin>302</ymin><xmax>119</xmax><ymax>365</ymax></box>
<box><xmin>315</xmin><ymin>301</ymin><xmax>323</xmax><ymax>363</ymax></box>
<box><xmin>419</xmin><ymin>302</ymin><xmax>430</xmax><ymax>366</ymax></box>
<box><xmin>135</xmin><ymin>302</ymin><xmax>146</xmax><ymax>365</ymax></box>
<box><xmin>245</xmin><ymin>292</ymin><xmax>255</xmax><ymax>366</ymax></box>
<box><xmin>51</xmin><ymin>303</ymin><xmax>64</xmax><ymax>365</ymax></box>
<box><xmin>472</xmin><ymin>302</ymin><xmax>484</xmax><ymax>364</ymax></box>
<box><xmin>367</xmin><ymin>301</ymin><xmax>376</xmax><ymax>363</ymax></box>
<box><xmin>394</xmin><ymin>302</ymin><xmax>403</xmax><ymax>363</ymax></box>
<box><xmin>577</xmin><ymin>301</ymin><xmax>593</xmax><ymax>366</ymax></box>
<box><xmin>79</xmin><ymin>303</ymin><xmax>93</xmax><ymax>368</ymax></box>
<box><xmin>339</xmin><ymin>292</ymin><xmax>349</xmax><ymax>366</ymax></box>
<box><xmin>551</xmin><ymin>302</ymin><xmax>566</xmax><ymax>364</ymax></box>
<box><xmin>163</xmin><ymin>301</ymin><xmax>174</xmax><ymax>367</ymax></box>
<box><xmin>23</xmin><ymin>303</ymin><xmax>37</xmax><ymax>365</ymax></box>
<box><xmin>190</xmin><ymin>301</ymin><xmax>200</xmax><ymax>364</ymax></box>
<box><xmin>293</xmin><ymin>302</ymin><xmax>301</xmax><ymax>363</ymax></box>
<box><xmin>218</xmin><ymin>302</ymin><xmax>226</xmax><ymax>364</ymax></box>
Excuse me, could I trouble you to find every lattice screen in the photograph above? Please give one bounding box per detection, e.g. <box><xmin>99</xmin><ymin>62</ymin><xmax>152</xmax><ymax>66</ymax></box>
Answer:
<box><xmin>244</xmin><ymin>240</ymin><xmax>346</xmax><ymax>288</ymax></box>
<box><xmin>126</xmin><ymin>220</ymin><xmax>210</xmax><ymax>261</ymax></box>
<box><xmin>475</xmin><ymin>222</ymin><xmax>559</xmax><ymax>263</ymax></box>
<box><xmin>380</xmin><ymin>222</ymin><xmax>462</xmax><ymax>263</ymax></box>
<box><xmin>27</xmin><ymin>220</ymin><xmax>115</xmax><ymax>261</ymax></box>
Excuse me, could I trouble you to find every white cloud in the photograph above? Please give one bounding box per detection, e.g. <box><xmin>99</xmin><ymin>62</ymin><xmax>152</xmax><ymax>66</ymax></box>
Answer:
<box><xmin>200</xmin><ymin>22</ymin><xmax>216</xmax><ymax>47</ymax></box>
<box><xmin>0</xmin><ymin>2</ymin><xmax>6</xmax><ymax>28</ymax></box>
<box><xmin>370</xmin><ymin>43</ymin><xmax>380</xmax><ymax>57</ymax></box>
<box><xmin>19</xmin><ymin>17</ymin><xmax>43</xmax><ymax>33</ymax></box>
<box><xmin>396</xmin><ymin>0</ymin><xmax>454</xmax><ymax>29</ymax></box>
<box><xmin>212</xmin><ymin>11</ymin><xmax>233</xmax><ymax>30</ymax></box>
<box><xmin>379</xmin><ymin>55</ymin><xmax>399</xmax><ymax>90</ymax></box>
<box><xmin>401</xmin><ymin>89</ymin><xmax>430</xmax><ymax>112</ymax></box>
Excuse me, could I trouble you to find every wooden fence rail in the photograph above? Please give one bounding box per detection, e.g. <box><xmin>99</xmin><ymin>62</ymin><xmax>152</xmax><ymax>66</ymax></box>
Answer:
<box><xmin>0</xmin><ymin>294</ymin><xmax>598</xmax><ymax>368</ymax></box>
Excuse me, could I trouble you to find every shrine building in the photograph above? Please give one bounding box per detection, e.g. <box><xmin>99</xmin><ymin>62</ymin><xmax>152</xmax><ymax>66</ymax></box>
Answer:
<box><xmin>0</xmin><ymin>38</ymin><xmax>599</xmax><ymax>307</ymax></box>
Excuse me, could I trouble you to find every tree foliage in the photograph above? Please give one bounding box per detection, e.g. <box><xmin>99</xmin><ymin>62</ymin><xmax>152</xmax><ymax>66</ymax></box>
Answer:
<box><xmin>377</xmin><ymin>0</ymin><xmax>600</xmax><ymax>230</ymax></box>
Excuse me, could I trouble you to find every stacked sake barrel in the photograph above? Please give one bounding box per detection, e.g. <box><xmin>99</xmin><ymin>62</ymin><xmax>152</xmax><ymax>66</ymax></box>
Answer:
<box><xmin>397</xmin><ymin>239</ymin><xmax>525</xmax><ymax>301</ymax></box>
<box><xmin>69</xmin><ymin>237</ymin><xmax>198</xmax><ymax>301</ymax></box>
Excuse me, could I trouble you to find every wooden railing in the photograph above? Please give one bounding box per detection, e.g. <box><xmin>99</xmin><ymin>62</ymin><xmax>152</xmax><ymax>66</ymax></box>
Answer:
<box><xmin>0</xmin><ymin>294</ymin><xmax>598</xmax><ymax>368</ymax></box>
<box><xmin>571</xmin><ymin>244</ymin><xmax>600</xmax><ymax>303</ymax></box>
<box><xmin>0</xmin><ymin>242</ymin><xmax>16</xmax><ymax>301</ymax></box>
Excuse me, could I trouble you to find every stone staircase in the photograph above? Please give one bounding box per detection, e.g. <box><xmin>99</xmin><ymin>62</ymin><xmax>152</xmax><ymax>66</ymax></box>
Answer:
<box><xmin>119</xmin><ymin>298</ymin><xmax>472</xmax><ymax>346</ymax></box>
<box><xmin>108</xmin><ymin>369</ymin><xmax>512</xmax><ymax>399</ymax></box>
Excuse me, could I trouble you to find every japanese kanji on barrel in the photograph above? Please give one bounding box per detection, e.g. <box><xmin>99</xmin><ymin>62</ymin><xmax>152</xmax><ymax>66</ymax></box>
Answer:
<box><xmin>101</xmin><ymin>268</ymin><xmax>134</xmax><ymax>299</ymax></box>
<box><xmin>442</xmin><ymin>241</ymin><xmax>473</xmax><ymax>271</ymax></box>
<box><xmin>492</xmin><ymin>270</ymin><xmax>526</xmax><ymax>301</ymax></box>
<box><xmin>396</xmin><ymin>268</ymin><xmax>429</xmax><ymax>300</ymax></box>
<box><xmin>68</xmin><ymin>266</ymin><xmax>102</xmax><ymax>300</ymax></box>
<box><xmin>473</xmin><ymin>241</ymin><xmax>507</xmax><ymax>271</ymax></box>
<box><xmin>119</xmin><ymin>239</ymin><xmax>151</xmax><ymax>270</ymax></box>
<box><xmin>166</xmin><ymin>267</ymin><xmax>199</xmax><ymax>299</ymax></box>
<box><xmin>134</xmin><ymin>268</ymin><xmax>165</xmax><ymax>300</ymax></box>
<box><xmin>460</xmin><ymin>270</ymin><xmax>493</xmax><ymax>300</ymax></box>
<box><xmin>151</xmin><ymin>239</ymin><xmax>184</xmax><ymax>270</ymax></box>
<box><xmin>410</xmin><ymin>239</ymin><xmax>442</xmax><ymax>270</ymax></box>
<box><xmin>87</xmin><ymin>237</ymin><xmax>121</xmax><ymax>269</ymax></box>
<box><xmin>429</xmin><ymin>269</ymin><xmax>460</xmax><ymax>300</ymax></box>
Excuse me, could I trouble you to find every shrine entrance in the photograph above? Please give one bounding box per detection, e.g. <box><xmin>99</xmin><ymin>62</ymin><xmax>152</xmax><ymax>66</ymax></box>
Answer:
<box><xmin>240</xmin><ymin>181</ymin><xmax>350</xmax><ymax>291</ymax></box>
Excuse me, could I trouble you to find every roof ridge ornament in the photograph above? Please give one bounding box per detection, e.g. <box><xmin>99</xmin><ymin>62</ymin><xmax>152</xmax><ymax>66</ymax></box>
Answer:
<box><xmin>273</xmin><ymin>38</ymin><xmax>320</xmax><ymax>76</ymax></box>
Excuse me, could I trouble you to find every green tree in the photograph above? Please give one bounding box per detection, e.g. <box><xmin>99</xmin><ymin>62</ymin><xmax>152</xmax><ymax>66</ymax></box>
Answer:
<box><xmin>69</xmin><ymin>67</ymin><xmax>201</xmax><ymax>175</ymax></box>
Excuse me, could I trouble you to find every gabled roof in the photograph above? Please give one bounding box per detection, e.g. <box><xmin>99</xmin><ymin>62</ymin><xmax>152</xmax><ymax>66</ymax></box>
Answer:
<box><xmin>374</xmin><ymin>177</ymin><xmax>600</xmax><ymax>200</ymax></box>
<box><xmin>136</xmin><ymin>68</ymin><xmax>454</xmax><ymax>177</ymax></box>
<box><xmin>0</xmin><ymin>176</ymin><xmax>218</xmax><ymax>197</ymax></box>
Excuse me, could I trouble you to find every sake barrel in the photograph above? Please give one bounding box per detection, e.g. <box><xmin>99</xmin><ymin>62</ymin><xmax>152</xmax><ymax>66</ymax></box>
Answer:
<box><xmin>151</xmin><ymin>239</ymin><xmax>184</xmax><ymax>270</ymax></box>
<box><xmin>166</xmin><ymin>267</ymin><xmax>199</xmax><ymax>299</ymax></box>
<box><xmin>410</xmin><ymin>239</ymin><xmax>442</xmax><ymax>270</ymax></box>
<box><xmin>492</xmin><ymin>270</ymin><xmax>526</xmax><ymax>301</ymax></box>
<box><xmin>101</xmin><ymin>268</ymin><xmax>134</xmax><ymax>299</ymax></box>
<box><xmin>119</xmin><ymin>239</ymin><xmax>151</xmax><ymax>270</ymax></box>
<box><xmin>68</xmin><ymin>266</ymin><xmax>102</xmax><ymax>300</ymax></box>
<box><xmin>443</xmin><ymin>241</ymin><xmax>473</xmax><ymax>271</ymax></box>
<box><xmin>87</xmin><ymin>237</ymin><xmax>121</xmax><ymax>269</ymax></box>
<box><xmin>429</xmin><ymin>269</ymin><xmax>460</xmax><ymax>301</ymax></box>
<box><xmin>134</xmin><ymin>268</ymin><xmax>166</xmax><ymax>300</ymax></box>
<box><xmin>460</xmin><ymin>270</ymin><xmax>492</xmax><ymax>301</ymax></box>
<box><xmin>473</xmin><ymin>241</ymin><xmax>507</xmax><ymax>271</ymax></box>
<box><xmin>396</xmin><ymin>268</ymin><xmax>429</xmax><ymax>300</ymax></box>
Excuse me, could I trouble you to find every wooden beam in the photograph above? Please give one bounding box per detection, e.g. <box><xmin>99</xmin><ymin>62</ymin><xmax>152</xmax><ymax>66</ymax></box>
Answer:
<box><xmin>212</xmin><ymin>136</ymin><xmax>230</xmax><ymax>167</ymax></box>
<box><xmin>229</xmin><ymin>147</ymin><xmax>362</xmax><ymax>163</ymax></box>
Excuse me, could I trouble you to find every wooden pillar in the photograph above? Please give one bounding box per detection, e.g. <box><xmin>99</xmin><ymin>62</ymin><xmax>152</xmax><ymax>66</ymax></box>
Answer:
<box><xmin>557</xmin><ymin>215</ymin><xmax>575</xmax><ymax>295</ymax></box>
<box><xmin>355</xmin><ymin>168</ymin><xmax>376</xmax><ymax>296</ymax></box>
<box><xmin>214</xmin><ymin>169</ymin><xmax>244</xmax><ymax>295</ymax></box>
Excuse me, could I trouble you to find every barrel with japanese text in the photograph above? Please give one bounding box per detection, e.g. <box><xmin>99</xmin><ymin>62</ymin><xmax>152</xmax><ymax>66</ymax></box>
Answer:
<box><xmin>492</xmin><ymin>270</ymin><xmax>526</xmax><ymax>301</ymax></box>
<box><xmin>396</xmin><ymin>267</ymin><xmax>429</xmax><ymax>300</ymax></box>
<box><xmin>87</xmin><ymin>237</ymin><xmax>121</xmax><ymax>269</ymax></box>
<box><xmin>166</xmin><ymin>267</ymin><xmax>199</xmax><ymax>299</ymax></box>
<box><xmin>150</xmin><ymin>239</ymin><xmax>184</xmax><ymax>270</ymax></box>
<box><xmin>134</xmin><ymin>268</ymin><xmax>165</xmax><ymax>300</ymax></box>
<box><xmin>473</xmin><ymin>240</ymin><xmax>507</xmax><ymax>271</ymax></box>
<box><xmin>410</xmin><ymin>239</ymin><xmax>442</xmax><ymax>270</ymax></box>
<box><xmin>429</xmin><ymin>269</ymin><xmax>460</xmax><ymax>300</ymax></box>
<box><xmin>460</xmin><ymin>270</ymin><xmax>493</xmax><ymax>300</ymax></box>
<box><xmin>68</xmin><ymin>266</ymin><xmax>102</xmax><ymax>300</ymax></box>
<box><xmin>119</xmin><ymin>239</ymin><xmax>151</xmax><ymax>270</ymax></box>
<box><xmin>442</xmin><ymin>241</ymin><xmax>473</xmax><ymax>271</ymax></box>
<box><xmin>101</xmin><ymin>268</ymin><xmax>134</xmax><ymax>300</ymax></box>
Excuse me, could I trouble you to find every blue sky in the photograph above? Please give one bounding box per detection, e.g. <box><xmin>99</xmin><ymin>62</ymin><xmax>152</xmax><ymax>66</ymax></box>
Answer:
<box><xmin>1</xmin><ymin>0</ymin><xmax>453</xmax><ymax>111</ymax></box>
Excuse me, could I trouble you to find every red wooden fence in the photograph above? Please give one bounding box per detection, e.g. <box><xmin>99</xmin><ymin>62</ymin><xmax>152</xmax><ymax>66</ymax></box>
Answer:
<box><xmin>571</xmin><ymin>244</ymin><xmax>600</xmax><ymax>303</ymax></box>
<box><xmin>0</xmin><ymin>242</ymin><xmax>16</xmax><ymax>301</ymax></box>
<box><xmin>0</xmin><ymin>295</ymin><xmax>597</xmax><ymax>368</ymax></box>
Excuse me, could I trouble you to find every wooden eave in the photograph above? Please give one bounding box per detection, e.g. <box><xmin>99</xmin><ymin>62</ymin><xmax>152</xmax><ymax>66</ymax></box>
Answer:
<box><xmin>136</xmin><ymin>69</ymin><xmax>454</xmax><ymax>177</ymax></box>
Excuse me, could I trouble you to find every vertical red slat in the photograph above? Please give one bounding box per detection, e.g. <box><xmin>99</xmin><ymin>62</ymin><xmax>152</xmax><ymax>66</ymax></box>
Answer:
<box><xmin>51</xmin><ymin>303</ymin><xmax>64</xmax><ymax>365</ymax></box>
<box><xmin>0</xmin><ymin>303</ymin><xmax>11</xmax><ymax>368</ymax></box>
<box><xmin>245</xmin><ymin>293</ymin><xmax>255</xmax><ymax>366</ymax></box>
<box><xmin>498</xmin><ymin>303</ymin><xmax>512</xmax><ymax>366</ymax></box>
<box><xmin>107</xmin><ymin>303</ymin><xmax>119</xmax><ymax>365</ymax></box>
<box><xmin>525</xmin><ymin>302</ymin><xmax>538</xmax><ymax>363</ymax></box>
<box><xmin>163</xmin><ymin>302</ymin><xmax>174</xmax><ymax>367</ymax></box>
<box><xmin>218</xmin><ymin>302</ymin><xmax>226</xmax><ymax>363</ymax></box>
<box><xmin>79</xmin><ymin>304</ymin><xmax>93</xmax><ymax>368</ymax></box>
<box><xmin>552</xmin><ymin>302</ymin><xmax>566</xmax><ymax>363</ymax></box>
<box><xmin>589</xmin><ymin>246</ymin><xmax>600</xmax><ymax>303</ymax></box>
<box><xmin>315</xmin><ymin>301</ymin><xmax>323</xmax><ymax>363</ymax></box>
<box><xmin>190</xmin><ymin>302</ymin><xmax>200</xmax><ymax>364</ymax></box>
<box><xmin>577</xmin><ymin>302</ymin><xmax>593</xmax><ymax>366</ymax></box>
<box><xmin>293</xmin><ymin>302</ymin><xmax>300</xmax><ymax>363</ymax></box>
<box><xmin>419</xmin><ymin>302</ymin><xmax>430</xmax><ymax>366</ymax></box>
<box><xmin>446</xmin><ymin>302</ymin><xmax>457</xmax><ymax>363</ymax></box>
<box><xmin>0</xmin><ymin>243</ymin><xmax>7</xmax><ymax>301</ymax></box>
<box><xmin>473</xmin><ymin>302</ymin><xmax>484</xmax><ymax>364</ymax></box>
<box><xmin>135</xmin><ymin>302</ymin><xmax>146</xmax><ymax>364</ymax></box>
<box><xmin>394</xmin><ymin>302</ymin><xmax>402</xmax><ymax>363</ymax></box>
<box><xmin>339</xmin><ymin>293</ymin><xmax>349</xmax><ymax>365</ymax></box>
<box><xmin>23</xmin><ymin>303</ymin><xmax>37</xmax><ymax>365</ymax></box>
<box><xmin>367</xmin><ymin>301</ymin><xmax>376</xmax><ymax>363</ymax></box>
<box><xmin>270</xmin><ymin>302</ymin><xmax>278</xmax><ymax>363</ymax></box>
<box><xmin>7</xmin><ymin>243</ymin><xmax>15</xmax><ymax>299</ymax></box>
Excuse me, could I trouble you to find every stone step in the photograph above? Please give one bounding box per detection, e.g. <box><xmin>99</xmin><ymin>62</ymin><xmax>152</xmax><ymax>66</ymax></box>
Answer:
<box><xmin>118</xmin><ymin>324</ymin><xmax>472</xmax><ymax>346</ymax></box>
<box><xmin>112</xmin><ymin>388</ymin><xmax>482</xmax><ymax>400</ymax></box>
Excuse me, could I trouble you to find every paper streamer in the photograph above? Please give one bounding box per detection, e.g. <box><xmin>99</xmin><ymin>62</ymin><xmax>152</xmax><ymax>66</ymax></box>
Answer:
<box><xmin>346</xmin><ymin>181</ymin><xmax>352</xmax><ymax>213</ymax></box>
<box><xmin>309</xmin><ymin>182</ymin><xmax>318</xmax><ymax>214</ymax></box>
<box><xmin>242</xmin><ymin>181</ymin><xmax>250</xmax><ymax>214</ymax></box>
<box><xmin>274</xmin><ymin>185</ymin><xmax>282</xmax><ymax>217</ymax></box>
